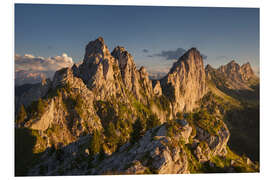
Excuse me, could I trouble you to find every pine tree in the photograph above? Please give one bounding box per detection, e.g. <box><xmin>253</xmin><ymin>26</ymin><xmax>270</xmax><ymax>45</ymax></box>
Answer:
<box><xmin>90</xmin><ymin>130</ymin><xmax>101</xmax><ymax>155</ymax></box>
<box><xmin>105</xmin><ymin>122</ymin><xmax>118</xmax><ymax>146</ymax></box>
<box><xmin>147</xmin><ymin>114</ymin><xmax>161</xmax><ymax>129</ymax></box>
<box><xmin>131</xmin><ymin>118</ymin><xmax>145</xmax><ymax>144</ymax></box>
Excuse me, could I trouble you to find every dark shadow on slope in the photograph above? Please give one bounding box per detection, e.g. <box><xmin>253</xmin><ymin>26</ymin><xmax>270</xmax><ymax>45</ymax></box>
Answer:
<box><xmin>224</xmin><ymin>106</ymin><xmax>259</xmax><ymax>162</ymax></box>
<box><xmin>15</xmin><ymin>128</ymin><xmax>40</xmax><ymax>176</ymax></box>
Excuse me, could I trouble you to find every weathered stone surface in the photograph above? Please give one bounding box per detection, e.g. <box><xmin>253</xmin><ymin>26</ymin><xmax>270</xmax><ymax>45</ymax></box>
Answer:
<box><xmin>206</xmin><ymin>60</ymin><xmax>259</xmax><ymax>91</ymax></box>
<box><xmin>194</xmin><ymin>121</ymin><xmax>230</xmax><ymax>161</ymax></box>
<box><xmin>161</xmin><ymin>48</ymin><xmax>208</xmax><ymax>114</ymax></box>
<box><xmin>152</xmin><ymin>80</ymin><xmax>163</xmax><ymax>97</ymax></box>
<box><xmin>84</xmin><ymin>127</ymin><xmax>190</xmax><ymax>175</ymax></box>
<box><xmin>25</xmin><ymin>99</ymin><xmax>55</xmax><ymax>131</ymax></box>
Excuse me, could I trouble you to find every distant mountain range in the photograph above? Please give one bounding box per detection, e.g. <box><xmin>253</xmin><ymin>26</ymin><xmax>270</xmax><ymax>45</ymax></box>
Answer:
<box><xmin>15</xmin><ymin>37</ymin><xmax>259</xmax><ymax>176</ymax></box>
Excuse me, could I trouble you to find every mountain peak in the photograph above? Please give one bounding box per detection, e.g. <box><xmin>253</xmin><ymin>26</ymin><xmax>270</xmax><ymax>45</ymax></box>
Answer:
<box><xmin>169</xmin><ymin>47</ymin><xmax>204</xmax><ymax>74</ymax></box>
<box><xmin>111</xmin><ymin>46</ymin><xmax>135</xmax><ymax>71</ymax></box>
<box><xmin>139</xmin><ymin>66</ymin><xmax>147</xmax><ymax>75</ymax></box>
<box><xmin>229</xmin><ymin>60</ymin><xmax>236</xmax><ymax>64</ymax></box>
<box><xmin>183</xmin><ymin>47</ymin><xmax>200</xmax><ymax>58</ymax></box>
<box><xmin>177</xmin><ymin>47</ymin><xmax>202</xmax><ymax>64</ymax></box>
<box><xmin>83</xmin><ymin>37</ymin><xmax>110</xmax><ymax>64</ymax></box>
<box><xmin>86</xmin><ymin>36</ymin><xmax>106</xmax><ymax>50</ymax></box>
<box><xmin>241</xmin><ymin>62</ymin><xmax>251</xmax><ymax>68</ymax></box>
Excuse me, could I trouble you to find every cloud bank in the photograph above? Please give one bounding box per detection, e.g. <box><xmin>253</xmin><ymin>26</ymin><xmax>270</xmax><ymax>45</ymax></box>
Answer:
<box><xmin>15</xmin><ymin>53</ymin><xmax>74</xmax><ymax>86</ymax></box>
<box><xmin>148</xmin><ymin>47</ymin><xmax>207</xmax><ymax>60</ymax></box>
<box><xmin>142</xmin><ymin>49</ymin><xmax>149</xmax><ymax>53</ymax></box>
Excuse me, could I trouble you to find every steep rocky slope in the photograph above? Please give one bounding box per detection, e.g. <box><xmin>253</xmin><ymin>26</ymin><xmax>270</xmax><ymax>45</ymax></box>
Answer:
<box><xmin>15</xmin><ymin>37</ymin><xmax>259</xmax><ymax>176</ymax></box>
<box><xmin>160</xmin><ymin>48</ymin><xmax>207</xmax><ymax>114</ymax></box>
<box><xmin>205</xmin><ymin>62</ymin><xmax>259</xmax><ymax>161</ymax></box>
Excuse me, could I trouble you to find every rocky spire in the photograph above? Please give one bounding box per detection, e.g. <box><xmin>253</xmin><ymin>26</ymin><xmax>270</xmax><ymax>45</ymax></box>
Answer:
<box><xmin>169</xmin><ymin>48</ymin><xmax>204</xmax><ymax>74</ymax></box>
<box><xmin>217</xmin><ymin>60</ymin><xmax>257</xmax><ymax>84</ymax></box>
<box><xmin>241</xmin><ymin>62</ymin><xmax>256</xmax><ymax>81</ymax></box>
<box><xmin>83</xmin><ymin>37</ymin><xmax>111</xmax><ymax>65</ymax></box>
<box><xmin>161</xmin><ymin>47</ymin><xmax>207</xmax><ymax>114</ymax></box>
<box><xmin>111</xmin><ymin>47</ymin><xmax>155</xmax><ymax>103</ymax></box>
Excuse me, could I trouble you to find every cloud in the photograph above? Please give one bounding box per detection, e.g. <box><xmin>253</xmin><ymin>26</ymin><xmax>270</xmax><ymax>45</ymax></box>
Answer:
<box><xmin>149</xmin><ymin>48</ymin><xmax>207</xmax><ymax>60</ymax></box>
<box><xmin>201</xmin><ymin>54</ymin><xmax>207</xmax><ymax>60</ymax></box>
<box><xmin>216</xmin><ymin>56</ymin><xmax>230</xmax><ymax>60</ymax></box>
<box><xmin>15</xmin><ymin>53</ymin><xmax>74</xmax><ymax>85</ymax></box>
<box><xmin>15</xmin><ymin>53</ymin><xmax>74</xmax><ymax>72</ymax></box>
<box><xmin>153</xmin><ymin>48</ymin><xmax>186</xmax><ymax>60</ymax></box>
<box><xmin>142</xmin><ymin>49</ymin><xmax>149</xmax><ymax>53</ymax></box>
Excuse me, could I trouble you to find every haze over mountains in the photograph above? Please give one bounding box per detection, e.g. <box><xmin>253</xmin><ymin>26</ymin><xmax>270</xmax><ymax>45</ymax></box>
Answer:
<box><xmin>15</xmin><ymin>37</ymin><xmax>259</xmax><ymax>175</ymax></box>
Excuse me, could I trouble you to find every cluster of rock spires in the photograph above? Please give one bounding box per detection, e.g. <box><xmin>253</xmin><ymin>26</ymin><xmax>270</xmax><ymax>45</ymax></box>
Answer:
<box><xmin>206</xmin><ymin>60</ymin><xmax>258</xmax><ymax>91</ymax></box>
<box><xmin>15</xmin><ymin>37</ymin><xmax>259</xmax><ymax>176</ymax></box>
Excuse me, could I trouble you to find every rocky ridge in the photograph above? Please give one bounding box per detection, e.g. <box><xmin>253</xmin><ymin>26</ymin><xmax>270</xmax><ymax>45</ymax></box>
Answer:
<box><xmin>15</xmin><ymin>37</ymin><xmax>259</xmax><ymax>175</ymax></box>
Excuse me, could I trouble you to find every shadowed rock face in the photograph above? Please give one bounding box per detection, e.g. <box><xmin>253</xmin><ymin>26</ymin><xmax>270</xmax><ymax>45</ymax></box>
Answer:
<box><xmin>161</xmin><ymin>48</ymin><xmax>207</xmax><ymax>114</ymax></box>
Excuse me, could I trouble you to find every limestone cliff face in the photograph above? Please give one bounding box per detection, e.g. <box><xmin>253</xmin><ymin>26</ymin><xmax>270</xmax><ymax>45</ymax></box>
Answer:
<box><xmin>78</xmin><ymin>37</ymin><xmax>124</xmax><ymax>101</ymax></box>
<box><xmin>161</xmin><ymin>48</ymin><xmax>207</xmax><ymax>114</ymax></box>
<box><xmin>111</xmin><ymin>46</ymin><xmax>154</xmax><ymax>104</ymax></box>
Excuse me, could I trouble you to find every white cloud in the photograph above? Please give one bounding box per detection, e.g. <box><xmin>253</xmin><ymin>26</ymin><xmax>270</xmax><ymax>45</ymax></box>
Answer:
<box><xmin>15</xmin><ymin>53</ymin><xmax>74</xmax><ymax>72</ymax></box>
<box><xmin>15</xmin><ymin>53</ymin><xmax>74</xmax><ymax>86</ymax></box>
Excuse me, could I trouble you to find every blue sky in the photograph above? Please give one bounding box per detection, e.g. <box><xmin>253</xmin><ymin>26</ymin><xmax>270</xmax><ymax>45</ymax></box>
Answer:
<box><xmin>15</xmin><ymin>4</ymin><xmax>259</xmax><ymax>74</ymax></box>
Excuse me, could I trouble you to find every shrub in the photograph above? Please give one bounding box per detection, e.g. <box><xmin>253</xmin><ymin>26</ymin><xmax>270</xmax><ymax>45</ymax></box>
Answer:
<box><xmin>16</xmin><ymin>105</ymin><xmax>27</xmax><ymax>125</ymax></box>
<box><xmin>147</xmin><ymin>114</ymin><xmax>161</xmax><ymax>129</ymax></box>
<box><xmin>176</xmin><ymin>112</ymin><xmax>184</xmax><ymax>120</ymax></box>
<box><xmin>105</xmin><ymin>122</ymin><xmax>118</xmax><ymax>147</ymax></box>
<box><xmin>27</xmin><ymin>98</ymin><xmax>48</xmax><ymax>119</ymax></box>
<box><xmin>89</xmin><ymin>130</ymin><xmax>101</xmax><ymax>155</ymax></box>
<box><xmin>75</xmin><ymin>95</ymin><xmax>84</xmax><ymax>118</ymax></box>
<box><xmin>130</xmin><ymin>118</ymin><xmax>146</xmax><ymax>143</ymax></box>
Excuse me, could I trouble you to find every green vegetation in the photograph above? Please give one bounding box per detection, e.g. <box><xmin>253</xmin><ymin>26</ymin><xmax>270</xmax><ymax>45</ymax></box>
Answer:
<box><xmin>166</xmin><ymin>119</ymin><xmax>186</xmax><ymax>138</ymax></box>
<box><xmin>207</xmin><ymin>147</ymin><xmax>259</xmax><ymax>173</ymax></box>
<box><xmin>89</xmin><ymin>130</ymin><xmax>102</xmax><ymax>155</ymax></box>
<box><xmin>158</xmin><ymin>95</ymin><xmax>171</xmax><ymax>112</ymax></box>
<box><xmin>162</xmin><ymin>83</ymin><xmax>175</xmax><ymax>102</ymax></box>
<box><xmin>15</xmin><ymin>128</ymin><xmax>37</xmax><ymax>176</ymax></box>
<box><xmin>27</xmin><ymin>98</ymin><xmax>48</xmax><ymax>119</ymax></box>
<box><xmin>147</xmin><ymin>114</ymin><xmax>161</xmax><ymax>129</ymax></box>
<box><xmin>105</xmin><ymin>122</ymin><xmax>118</xmax><ymax>147</ymax></box>
<box><xmin>176</xmin><ymin>112</ymin><xmax>184</xmax><ymax>119</ymax></box>
<box><xmin>182</xmin><ymin>144</ymin><xmax>203</xmax><ymax>173</ymax></box>
<box><xmin>16</xmin><ymin>104</ymin><xmax>27</xmax><ymax>125</ymax></box>
<box><xmin>74</xmin><ymin>95</ymin><xmax>84</xmax><ymax>118</ymax></box>
<box><xmin>130</xmin><ymin>118</ymin><xmax>146</xmax><ymax>144</ymax></box>
<box><xmin>193</xmin><ymin>109</ymin><xmax>223</xmax><ymax>135</ymax></box>
<box><xmin>116</xmin><ymin>118</ymin><xmax>132</xmax><ymax>145</ymax></box>
<box><xmin>95</xmin><ymin>100</ymin><xmax>117</xmax><ymax>126</ymax></box>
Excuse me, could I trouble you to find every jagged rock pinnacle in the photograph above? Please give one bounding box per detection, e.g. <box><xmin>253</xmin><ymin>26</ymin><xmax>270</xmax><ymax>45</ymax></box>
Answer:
<box><xmin>83</xmin><ymin>36</ymin><xmax>111</xmax><ymax>65</ymax></box>
<box><xmin>169</xmin><ymin>47</ymin><xmax>204</xmax><ymax>74</ymax></box>
<box><xmin>161</xmin><ymin>47</ymin><xmax>207</xmax><ymax>113</ymax></box>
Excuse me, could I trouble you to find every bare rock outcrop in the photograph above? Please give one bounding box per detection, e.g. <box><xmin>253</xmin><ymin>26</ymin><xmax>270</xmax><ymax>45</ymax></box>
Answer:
<box><xmin>152</xmin><ymin>80</ymin><xmax>163</xmax><ymax>97</ymax></box>
<box><xmin>161</xmin><ymin>48</ymin><xmax>207</xmax><ymax>114</ymax></box>
<box><xmin>90</xmin><ymin>126</ymin><xmax>190</xmax><ymax>174</ymax></box>
<box><xmin>209</xmin><ymin>60</ymin><xmax>259</xmax><ymax>91</ymax></box>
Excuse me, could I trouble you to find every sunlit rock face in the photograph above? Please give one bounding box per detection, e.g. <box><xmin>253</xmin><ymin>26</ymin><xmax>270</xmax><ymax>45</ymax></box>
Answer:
<box><xmin>161</xmin><ymin>48</ymin><xmax>207</xmax><ymax>114</ymax></box>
